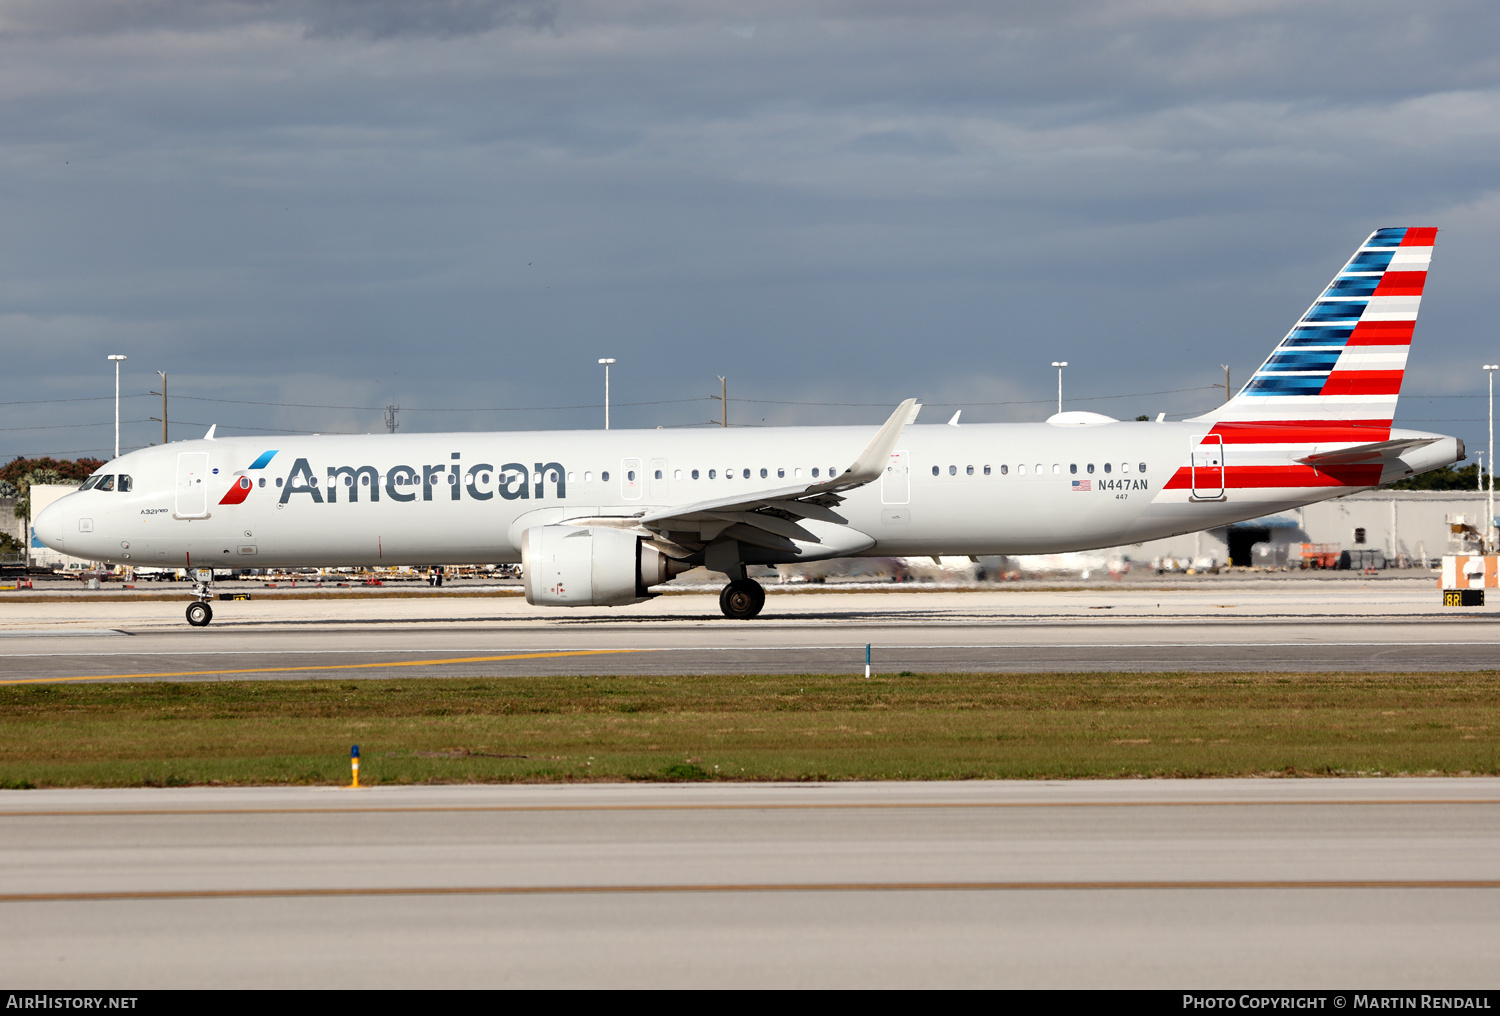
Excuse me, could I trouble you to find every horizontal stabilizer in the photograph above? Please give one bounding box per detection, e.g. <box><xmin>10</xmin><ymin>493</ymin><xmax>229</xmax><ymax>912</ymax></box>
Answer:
<box><xmin>1296</xmin><ymin>437</ymin><xmax>1437</xmax><ymax>466</ymax></box>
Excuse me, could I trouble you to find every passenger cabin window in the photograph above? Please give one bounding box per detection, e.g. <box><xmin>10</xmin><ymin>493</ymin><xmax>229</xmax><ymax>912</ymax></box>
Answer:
<box><xmin>966</xmin><ymin>465</ymin><xmax>974</xmax><ymax>476</ymax></box>
<box><xmin>1139</xmin><ymin>462</ymin><xmax>1147</xmax><ymax>473</ymax></box>
<box><xmin>949</xmin><ymin>465</ymin><xmax>956</xmax><ymax>476</ymax></box>
<box><xmin>999</xmin><ymin>465</ymin><xmax>1007</xmax><ymax>475</ymax></box>
<box><xmin>777</xmin><ymin>468</ymin><xmax>785</xmax><ymax>478</ymax></box>
<box><xmin>1034</xmin><ymin>463</ymin><xmax>1042</xmax><ymax>474</ymax></box>
<box><xmin>743</xmin><ymin>469</ymin><xmax>751</xmax><ymax>479</ymax></box>
<box><xmin>584</xmin><ymin>471</ymin><xmax>593</xmax><ymax>482</ymax></box>
<box><xmin>674</xmin><ymin>469</ymin><xmax>682</xmax><ymax>480</ymax></box>
<box><xmin>931</xmin><ymin>466</ymin><xmax>939</xmax><ymax>476</ymax></box>
<box><xmin>709</xmin><ymin>469</ymin><xmax>716</xmax><ymax>479</ymax></box>
<box><xmin>1070</xmin><ymin>464</ymin><xmax>1077</xmax><ymax>474</ymax></box>
<box><xmin>760</xmin><ymin>468</ymin><xmax>768</xmax><ymax>478</ymax></box>
<box><xmin>1121</xmin><ymin>462</ymin><xmax>1130</xmax><ymax>474</ymax></box>
<box><xmin>1087</xmin><ymin>463</ymin><xmax>1095</xmax><ymax>474</ymax></box>
<box><xmin>1052</xmin><ymin>464</ymin><xmax>1060</xmax><ymax>475</ymax></box>
<box><xmin>812</xmin><ymin>468</ymin><xmax>820</xmax><ymax>478</ymax></box>
<box><xmin>653</xmin><ymin>470</ymin><xmax>663</xmax><ymax>480</ymax></box>
<box><xmin>1018</xmin><ymin>465</ymin><xmax>1026</xmax><ymax>475</ymax></box>
<box><xmin>627</xmin><ymin>470</ymin><xmax>636</xmax><ymax>481</ymax></box>
<box><xmin>692</xmin><ymin>469</ymin><xmax>700</xmax><ymax>479</ymax></box>
<box><xmin>984</xmin><ymin>465</ymin><xmax>991</xmax><ymax>476</ymax></box>
<box><xmin>602</xmin><ymin>471</ymin><xmax>610</xmax><ymax>481</ymax></box>
<box><xmin>1104</xmin><ymin>463</ymin><xmax>1112</xmax><ymax>473</ymax></box>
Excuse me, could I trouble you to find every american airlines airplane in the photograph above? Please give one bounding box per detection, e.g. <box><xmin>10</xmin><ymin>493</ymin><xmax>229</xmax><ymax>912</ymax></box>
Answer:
<box><xmin>34</xmin><ymin>226</ymin><xmax>1461</xmax><ymax>626</ymax></box>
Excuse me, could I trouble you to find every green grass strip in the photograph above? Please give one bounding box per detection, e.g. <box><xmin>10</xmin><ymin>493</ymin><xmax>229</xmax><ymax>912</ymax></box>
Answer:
<box><xmin>0</xmin><ymin>670</ymin><xmax>1496</xmax><ymax>787</ymax></box>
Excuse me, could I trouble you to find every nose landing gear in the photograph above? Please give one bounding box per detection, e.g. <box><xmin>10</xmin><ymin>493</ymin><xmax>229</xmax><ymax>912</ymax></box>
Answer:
<box><xmin>186</xmin><ymin>568</ymin><xmax>215</xmax><ymax>627</ymax></box>
<box><xmin>719</xmin><ymin>578</ymin><xmax>765</xmax><ymax>619</ymax></box>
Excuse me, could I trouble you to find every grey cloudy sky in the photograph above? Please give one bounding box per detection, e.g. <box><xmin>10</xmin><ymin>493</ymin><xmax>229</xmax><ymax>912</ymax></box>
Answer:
<box><xmin>3</xmin><ymin>0</ymin><xmax>1499</xmax><ymax>459</ymax></box>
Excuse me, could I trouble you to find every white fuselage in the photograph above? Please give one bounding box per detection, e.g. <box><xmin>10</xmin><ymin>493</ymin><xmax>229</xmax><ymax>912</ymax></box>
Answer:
<box><xmin>34</xmin><ymin>418</ymin><xmax>1461</xmax><ymax>571</ymax></box>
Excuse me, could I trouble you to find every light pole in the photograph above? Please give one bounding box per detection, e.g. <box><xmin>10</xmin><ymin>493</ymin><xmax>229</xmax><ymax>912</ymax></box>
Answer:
<box><xmin>107</xmin><ymin>354</ymin><xmax>127</xmax><ymax>458</ymax></box>
<box><xmin>1486</xmin><ymin>364</ymin><xmax>1498</xmax><ymax>550</ymax></box>
<box><xmin>598</xmin><ymin>358</ymin><xmax>615</xmax><ymax>429</ymax></box>
<box><xmin>1051</xmin><ymin>361</ymin><xmax>1068</xmax><ymax>415</ymax></box>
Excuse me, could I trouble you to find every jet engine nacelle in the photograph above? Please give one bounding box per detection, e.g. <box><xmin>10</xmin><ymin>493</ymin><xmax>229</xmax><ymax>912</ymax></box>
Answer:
<box><xmin>521</xmin><ymin>525</ymin><xmax>682</xmax><ymax>607</ymax></box>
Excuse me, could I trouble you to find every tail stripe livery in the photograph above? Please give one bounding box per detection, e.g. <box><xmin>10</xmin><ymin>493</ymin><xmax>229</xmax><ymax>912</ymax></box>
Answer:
<box><xmin>1231</xmin><ymin>226</ymin><xmax>1434</xmax><ymax>416</ymax></box>
<box><xmin>1167</xmin><ymin>227</ymin><xmax>1438</xmax><ymax>497</ymax></box>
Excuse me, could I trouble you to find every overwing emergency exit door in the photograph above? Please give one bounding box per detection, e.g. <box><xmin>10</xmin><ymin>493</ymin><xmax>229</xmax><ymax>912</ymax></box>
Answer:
<box><xmin>881</xmin><ymin>450</ymin><xmax>910</xmax><ymax>504</ymax></box>
<box><xmin>175</xmin><ymin>452</ymin><xmax>210</xmax><ymax>518</ymax></box>
<box><xmin>620</xmin><ymin>458</ymin><xmax>642</xmax><ymax>499</ymax></box>
<box><xmin>1190</xmin><ymin>435</ymin><xmax>1225</xmax><ymax>499</ymax></box>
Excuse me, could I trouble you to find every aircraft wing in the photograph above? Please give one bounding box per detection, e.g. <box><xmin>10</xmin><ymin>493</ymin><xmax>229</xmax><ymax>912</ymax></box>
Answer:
<box><xmin>626</xmin><ymin>398</ymin><xmax>919</xmax><ymax>552</ymax></box>
<box><xmin>1296</xmin><ymin>437</ymin><xmax>1438</xmax><ymax>467</ymax></box>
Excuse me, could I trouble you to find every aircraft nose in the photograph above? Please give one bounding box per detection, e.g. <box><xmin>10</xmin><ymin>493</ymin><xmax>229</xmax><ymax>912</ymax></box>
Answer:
<box><xmin>32</xmin><ymin>499</ymin><xmax>66</xmax><ymax>550</ymax></box>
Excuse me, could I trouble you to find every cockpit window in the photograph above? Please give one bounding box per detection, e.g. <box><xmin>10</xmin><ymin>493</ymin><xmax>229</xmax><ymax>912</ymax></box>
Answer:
<box><xmin>117</xmin><ymin>475</ymin><xmax>132</xmax><ymax>492</ymax></box>
<box><xmin>79</xmin><ymin>476</ymin><xmax>101</xmax><ymax>491</ymax></box>
<box><xmin>95</xmin><ymin>475</ymin><xmax>115</xmax><ymax>491</ymax></box>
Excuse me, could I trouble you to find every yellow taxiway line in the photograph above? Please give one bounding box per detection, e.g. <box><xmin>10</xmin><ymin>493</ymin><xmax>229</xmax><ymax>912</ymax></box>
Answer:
<box><xmin>0</xmin><ymin>648</ymin><xmax>645</xmax><ymax>685</ymax></box>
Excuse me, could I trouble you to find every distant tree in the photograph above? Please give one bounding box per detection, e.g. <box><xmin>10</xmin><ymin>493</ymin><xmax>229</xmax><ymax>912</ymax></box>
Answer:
<box><xmin>1134</xmin><ymin>415</ymin><xmax>1150</xmax><ymax>421</ymax></box>
<box><xmin>1384</xmin><ymin>462</ymin><xmax>1489</xmax><ymax>491</ymax></box>
<box><xmin>12</xmin><ymin>468</ymin><xmax>62</xmax><ymax>525</ymax></box>
<box><xmin>1</xmin><ymin>456</ymin><xmax>102</xmax><ymax>487</ymax></box>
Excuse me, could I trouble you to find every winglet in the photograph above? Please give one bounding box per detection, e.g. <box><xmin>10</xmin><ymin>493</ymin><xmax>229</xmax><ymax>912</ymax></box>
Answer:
<box><xmin>812</xmin><ymin>397</ymin><xmax>919</xmax><ymax>493</ymax></box>
<box><xmin>204</xmin><ymin>424</ymin><xmax>217</xmax><ymax>441</ymax></box>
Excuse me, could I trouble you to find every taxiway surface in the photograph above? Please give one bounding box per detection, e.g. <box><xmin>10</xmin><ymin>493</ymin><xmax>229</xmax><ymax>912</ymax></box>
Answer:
<box><xmin>1</xmin><ymin>779</ymin><xmax>1496</xmax><ymax>988</ymax></box>
<box><xmin>1</xmin><ymin>578</ymin><xmax>1496</xmax><ymax>682</ymax></box>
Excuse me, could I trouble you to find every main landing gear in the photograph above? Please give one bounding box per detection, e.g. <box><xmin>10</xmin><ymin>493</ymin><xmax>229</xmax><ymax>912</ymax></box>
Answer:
<box><xmin>719</xmin><ymin>578</ymin><xmax>765</xmax><ymax>620</ymax></box>
<box><xmin>186</xmin><ymin>568</ymin><xmax>214</xmax><ymax>627</ymax></box>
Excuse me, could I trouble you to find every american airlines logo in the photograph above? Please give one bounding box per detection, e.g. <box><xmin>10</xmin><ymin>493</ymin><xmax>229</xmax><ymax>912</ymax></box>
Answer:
<box><xmin>219</xmin><ymin>453</ymin><xmax>568</xmax><ymax>506</ymax></box>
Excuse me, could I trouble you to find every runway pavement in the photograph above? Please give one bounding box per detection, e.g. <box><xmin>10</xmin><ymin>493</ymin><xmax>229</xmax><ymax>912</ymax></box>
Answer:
<box><xmin>1</xmin><ymin>579</ymin><xmax>1497</xmax><ymax>681</ymax></box>
<box><xmin>0</xmin><ymin>779</ymin><xmax>1496</xmax><ymax>987</ymax></box>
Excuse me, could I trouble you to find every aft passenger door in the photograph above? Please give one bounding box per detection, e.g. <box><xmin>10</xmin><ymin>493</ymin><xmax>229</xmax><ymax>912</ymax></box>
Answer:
<box><xmin>1190</xmin><ymin>435</ymin><xmax>1225</xmax><ymax>500</ymax></box>
<box><xmin>175</xmin><ymin>452</ymin><xmax>210</xmax><ymax>518</ymax></box>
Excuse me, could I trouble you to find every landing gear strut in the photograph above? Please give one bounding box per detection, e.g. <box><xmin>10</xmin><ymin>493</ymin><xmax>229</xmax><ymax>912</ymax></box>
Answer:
<box><xmin>719</xmin><ymin>578</ymin><xmax>765</xmax><ymax>619</ymax></box>
<box><xmin>186</xmin><ymin>568</ymin><xmax>214</xmax><ymax>627</ymax></box>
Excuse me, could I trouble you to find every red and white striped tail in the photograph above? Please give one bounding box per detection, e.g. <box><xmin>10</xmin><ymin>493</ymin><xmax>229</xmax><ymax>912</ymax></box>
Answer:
<box><xmin>1195</xmin><ymin>226</ymin><xmax>1434</xmax><ymax>443</ymax></box>
<box><xmin>1164</xmin><ymin>228</ymin><xmax>1441</xmax><ymax>497</ymax></box>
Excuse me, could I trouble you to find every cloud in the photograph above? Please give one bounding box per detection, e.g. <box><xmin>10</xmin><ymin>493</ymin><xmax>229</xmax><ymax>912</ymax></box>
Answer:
<box><xmin>0</xmin><ymin>0</ymin><xmax>555</xmax><ymax>40</ymax></box>
<box><xmin>0</xmin><ymin>0</ymin><xmax>1498</xmax><ymax>458</ymax></box>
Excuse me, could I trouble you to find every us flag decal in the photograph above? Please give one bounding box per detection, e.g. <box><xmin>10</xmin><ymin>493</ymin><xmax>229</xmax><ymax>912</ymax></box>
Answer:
<box><xmin>1072</xmin><ymin>479</ymin><xmax>1090</xmax><ymax>491</ymax></box>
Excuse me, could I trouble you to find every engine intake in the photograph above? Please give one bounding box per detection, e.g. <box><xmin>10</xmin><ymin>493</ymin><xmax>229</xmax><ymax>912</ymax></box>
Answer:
<box><xmin>522</xmin><ymin>525</ymin><xmax>684</xmax><ymax>606</ymax></box>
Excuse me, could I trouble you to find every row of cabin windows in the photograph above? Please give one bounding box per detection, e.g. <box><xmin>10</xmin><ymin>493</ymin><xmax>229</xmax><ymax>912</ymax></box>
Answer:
<box><xmin>270</xmin><ymin>466</ymin><xmax>840</xmax><ymax>488</ymax></box>
<box><xmin>80</xmin><ymin>474</ymin><xmax>132</xmax><ymax>492</ymax></box>
<box><xmin>932</xmin><ymin>462</ymin><xmax>1149</xmax><ymax>477</ymax></box>
<box><xmin>92</xmin><ymin>460</ymin><xmax>1146</xmax><ymax>492</ymax></box>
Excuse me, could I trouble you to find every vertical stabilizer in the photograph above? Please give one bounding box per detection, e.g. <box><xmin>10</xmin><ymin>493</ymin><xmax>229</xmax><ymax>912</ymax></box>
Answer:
<box><xmin>1194</xmin><ymin>226</ymin><xmax>1435</xmax><ymax>438</ymax></box>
